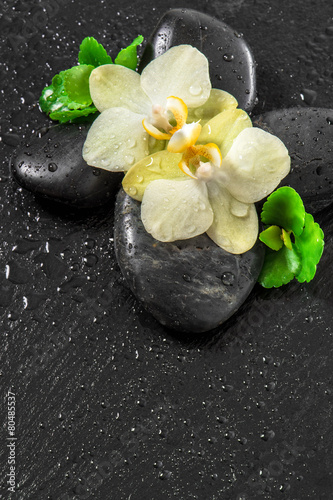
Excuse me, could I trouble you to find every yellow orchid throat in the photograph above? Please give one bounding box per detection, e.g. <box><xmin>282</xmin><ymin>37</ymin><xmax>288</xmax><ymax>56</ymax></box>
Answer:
<box><xmin>179</xmin><ymin>143</ymin><xmax>222</xmax><ymax>180</ymax></box>
<box><xmin>142</xmin><ymin>95</ymin><xmax>188</xmax><ymax>139</ymax></box>
<box><xmin>142</xmin><ymin>96</ymin><xmax>202</xmax><ymax>153</ymax></box>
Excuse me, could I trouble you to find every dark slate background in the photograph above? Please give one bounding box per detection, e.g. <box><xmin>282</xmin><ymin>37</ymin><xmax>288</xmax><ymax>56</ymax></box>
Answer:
<box><xmin>1</xmin><ymin>0</ymin><xmax>333</xmax><ymax>499</ymax></box>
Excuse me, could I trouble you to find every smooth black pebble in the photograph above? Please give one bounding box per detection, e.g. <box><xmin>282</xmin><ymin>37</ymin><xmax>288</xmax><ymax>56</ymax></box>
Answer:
<box><xmin>254</xmin><ymin>107</ymin><xmax>333</xmax><ymax>213</ymax></box>
<box><xmin>114</xmin><ymin>189</ymin><xmax>265</xmax><ymax>333</ymax></box>
<box><xmin>11</xmin><ymin>124</ymin><xmax>123</xmax><ymax>208</ymax></box>
<box><xmin>139</xmin><ymin>8</ymin><xmax>257</xmax><ymax>112</ymax></box>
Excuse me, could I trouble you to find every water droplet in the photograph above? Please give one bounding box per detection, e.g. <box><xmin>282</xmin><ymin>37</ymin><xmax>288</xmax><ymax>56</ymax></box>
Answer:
<box><xmin>92</xmin><ymin>169</ymin><xmax>101</xmax><ymax>176</ymax></box>
<box><xmin>48</xmin><ymin>162</ymin><xmax>58</xmax><ymax>172</ymax></box>
<box><xmin>186</xmin><ymin>224</ymin><xmax>196</xmax><ymax>234</ymax></box>
<box><xmin>183</xmin><ymin>274</ymin><xmax>191</xmax><ymax>282</ymax></box>
<box><xmin>127</xmin><ymin>138</ymin><xmax>137</xmax><ymax>148</ymax></box>
<box><xmin>223</xmin><ymin>53</ymin><xmax>234</xmax><ymax>62</ymax></box>
<box><xmin>85</xmin><ymin>238</ymin><xmax>96</xmax><ymax>249</ymax></box>
<box><xmin>224</xmin><ymin>430</ymin><xmax>235</xmax><ymax>440</ymax></box>
<box><xmin>221</xmin><ymin>272</ymin><xmax>235</xmax><ymax>286</ymax></box>
<box><xmin>125</xmin><ymin>155</ymin><xmax>135</xmax><ymax>166</ymax></box>
<box><xmin>128</xmin><ymin>186</ymin><xmax>137</xmax><ymax>196</ymax></box>
<box><xmin>300</xmin><ymin>88</ymin><xmax>317</xmax><ymax>105</ymax></box>
<box><xmin>136</xmin><ymin>175</ymin><xmax>144</xmax><ymax>183</ymax></box>
<box><xmin>159</xmin><ymin>470</ymin><xmax>172</xmax><ymax>480</ymax></box>
<box><xmin>189</xmin><ymin>83</ymin><xmax>203</xmax><ymax>96</ymax></box>
<box><xmin>84</xmin><ymin>254</ymin><xmax>98</xmax><ymax>267</ymax></box>
<box><xmin>194</xmin><ymin>108</ymin><xmax>204</xmax><ymax>119</ymax></box>
<box><xmin>265</xmin><ymin>381</ymin><xmax>276</xmax><ymax>391</ymax></box>
<box><xmin>261</xmin><ymin>429</ymin><xmax>275</xmax><ymax>441</ymax></box>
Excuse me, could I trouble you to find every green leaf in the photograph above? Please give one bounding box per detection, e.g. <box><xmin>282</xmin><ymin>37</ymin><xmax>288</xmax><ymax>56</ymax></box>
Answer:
<box><xmin>294</xmin><ymin>212</ymin><xmax>324</xmax><ymax>283</ymax></box>
<box><xmin>63</xmin><ymin>65</ymin><xmax>94</xmax><ymax>105</ymax></box>
<box><xmin>281</xmin><ymin>228</ymin><xmax>292</xmax><ymax>250</ymax></box>
<box><xmin>78</xmin><ymin>37</ymin><xmax>112</xmax><ymax>66</ymax></box>
<box><xmin>258</xmin><ymin>245</ymin><xmax>302</xmax><ymax>288</ymax></box>
<box><xmin>114</xmin><ymin>35</ymin><xmax>144</xmax><ymax>70</ymax></box>
<box><xmin>259</xmin><ymin>225</ymin><xmax>283</xmax><ymax>251</ymax></box>
<box><xmin>261</xmin><ymin>186</ymin><xmax>305</xmax><ymax>236</ymax></box>
<box><xmin>49</xmin><ymin>105</ymin><xmax>98</xmax><ymax>123</ymax></box>
<box><xmin>39</xmin><ymin>69</ymin><xmax>98</xmax><ymax>124</ymax></box>
<box><xmin>40</xmin><ymin>35</ymin><xmax>143</xmax><ymax>123</ymax></box>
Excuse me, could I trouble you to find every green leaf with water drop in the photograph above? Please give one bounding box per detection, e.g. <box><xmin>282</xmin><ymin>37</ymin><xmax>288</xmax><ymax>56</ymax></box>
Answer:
<box><xmin>114</xmin><ymin>35</ymin><xmax>144</xmax><ymax>70</ymax></box>
<box><xmin>39</xmin><ymin>69</ymin><xmax>98</xmax><ymax>124</ymax></box>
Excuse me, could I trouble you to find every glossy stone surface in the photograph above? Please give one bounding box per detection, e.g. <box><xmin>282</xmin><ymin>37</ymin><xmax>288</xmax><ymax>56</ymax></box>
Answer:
<box><xmin>114</xmin><ymin>189</ymin><xmax>265</xmax><ymax>333</ymax></box>
<box><xmin>139</xmin><ymin>8</ymin><xmax>257</xmax><ymax>112</ymax></box>
<box><xmin>11</xmin><ymin>124</ymin><xmax>123</xmax><ymax>208</ymax></box>
<box><xmin>254</xmin><ymin>107</ymin><xmax>333</xmax><ymax>213</ymax></box>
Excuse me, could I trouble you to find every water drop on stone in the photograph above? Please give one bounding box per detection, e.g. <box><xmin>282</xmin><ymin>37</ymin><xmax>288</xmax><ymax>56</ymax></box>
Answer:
<box><xmin>223</xmin><ymin>53</ymin><xmax>234</xmax><ymax>62</ymax></box>
<box><xmin>221</xmin><ymin>272</ymin><xmax>235</xmax><ymax>286</ymax></box>
<box><xmin>48</xmin><ymin>162</ymin><xmax>58</xmax><ymax>172</ymax></box>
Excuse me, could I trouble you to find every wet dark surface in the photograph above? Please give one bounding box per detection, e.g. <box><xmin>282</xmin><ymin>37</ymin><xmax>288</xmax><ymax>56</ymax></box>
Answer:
<box><xmin>11</xmin><ymin>124</ymin><xmax>123</xmax><ymax>208</ymax></box>
<box><xmin>255</xmin><ymin>107</ymin><xmax>333</xmax><ymax>214</ymax></box>
<box><xmin>1</xmin><ymin>1</ymin><xmax>333</xmax><ymax>499</ymax></box>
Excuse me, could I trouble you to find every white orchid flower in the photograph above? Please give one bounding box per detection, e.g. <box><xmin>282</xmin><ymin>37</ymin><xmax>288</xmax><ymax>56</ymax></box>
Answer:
<box><xmin>123</xmin><ymin>105</ymin><xmax>291</xmax><ymax>254</ymax></box>
<box><xmin>82</xmin><ymin>45</ymin><xmax>215</xmax><ymax>171</ymax></box>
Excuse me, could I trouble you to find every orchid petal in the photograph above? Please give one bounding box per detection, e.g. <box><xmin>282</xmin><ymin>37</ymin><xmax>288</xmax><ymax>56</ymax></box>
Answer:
<box><xmin>89</xmin><ymin>64</ymin><xmax>150</xmax><ymax>114</ymax></box>
<box><xmin>141</xmin><ymin>179</ymin><xmax>213</xmax><ymax>242</ymax></box>
<box><xmin>194</xmin><ymin>144</ymin><xmax>222</xmax><ymax>169</ymax></box>
<box><xmin>206</xmin><ymin>181</ymin><xmax>258</xmax><ymax>254</ymax></box>
<box><xmin>140</xmin><ymin>45</ymin><xmax>211</xmax><ymax>108</ymax></box>
<box><xmin>188</xmin><ymin>89</ymin><xmax>238</xmax><ymax>125</ymax></box>
<box><xmin>166</xmin><ymin>96</ymin><xmax>188</xmax><ymax>130</ymax></box>
<box><xmin>123</xmin><ymin>151</ymin><xmax>185</xmax><ymax>201</ymax></box>
<box><xmin>199</xmin><ymin>108</ymin><xmax>252</xmax><ymax>157</ymax></box>
<box><xmin>142</xmin><ymin>119</ymin><xmax>171</xmax><ymax>140</ymax></box>
<box><xmin>167</xmin><ymin>122</ymin><xmax>202</xmax><ymax>153</ymax></box>
<box><xmin>82</xmin><ymin>107</ymin><xmax>149</xmax><ymax>171</ymax></box>
<box><xmin>223</xmin><ymin>127</ymin><xmax>291</xmax><ymax>204</ymax></box>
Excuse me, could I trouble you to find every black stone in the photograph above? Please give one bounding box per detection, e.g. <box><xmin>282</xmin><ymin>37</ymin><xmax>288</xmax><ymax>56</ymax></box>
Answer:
<box><xmin>138</xmin><ymin>8</ymin><xmax>257</xmax><ymax>112</ymax></box>
<box><xmin>254</xmin><ymin>107</ymin><xmax>333</xmax><ymax>213</ymax></box>
<box><xmin>11</xmin><ymin>124</ymin><xmax>123</xmax><ymax>208</ymax></box>
<box><xmin>114</xmin><ymin>189</ymin><xmax>265</xmax><ymax>333</ymax></box>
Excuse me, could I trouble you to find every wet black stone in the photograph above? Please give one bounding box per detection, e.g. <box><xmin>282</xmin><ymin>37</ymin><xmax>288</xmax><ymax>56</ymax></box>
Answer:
<box><xmin>138</xmin><ymin>8</ymin><xmax>257</xmax><ymax>112</ymax></box>
<box><xmin>11</xmin><ymin>124</ymin><xmax>123</xmax><ymax>208</ymax></box>
<box><xmin>114</xmin><ymin>189</ymin><xmax>265</xmax><ymax>333</ymax></box>
<box><xmin>254</xmin><ymin>107</ymin><xmax>333</xmax><ymax>213</ymax></box>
